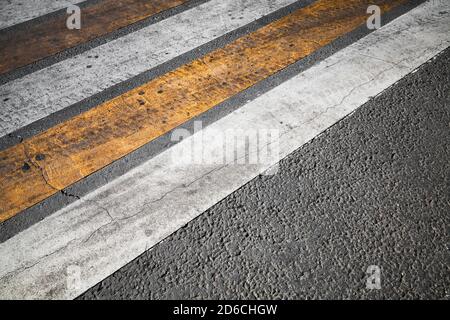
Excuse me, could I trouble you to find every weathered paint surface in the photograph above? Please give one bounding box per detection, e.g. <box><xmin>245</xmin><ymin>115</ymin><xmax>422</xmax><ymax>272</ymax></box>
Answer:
<box><xmin>0</xmin><ymin>0</ymin><xmax>298</xmax><ymax>136</ymax></box>
<box><xmin>0</xmin><ymin>0</ymin><xmax>189</xmax><ymax>74</ymax></box>
<box><xmin>0</xmin><ymin>0</ymin><xmax>405</xmax><ymax>222</ymax></box>
<box><xmin>0</xmin><ymin>0</ymin><xmax>83</xmax><ymax>30</ymax></box>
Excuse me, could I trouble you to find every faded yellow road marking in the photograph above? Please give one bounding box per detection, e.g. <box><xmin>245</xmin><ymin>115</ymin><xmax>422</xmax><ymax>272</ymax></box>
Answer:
<box><xmin>0</xmin><ymin>0</ymin><xmax>188</xmax><ymax>75</ymax></box>
<box><xmin>0</xmin><ymin>0</ymin><xmax>406</xmax><ymax>222</ymax></box>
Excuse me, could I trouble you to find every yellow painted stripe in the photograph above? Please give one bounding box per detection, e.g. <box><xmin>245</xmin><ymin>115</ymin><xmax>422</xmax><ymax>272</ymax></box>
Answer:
<box><xmin>0</xmin><ymin>0</ymin><xmax>406</xmax><ymax>222</ymax></box>
<box><xmin>0</xmin><ymin>0</ymin><xmax>189</xmax><ymax>75</ymax></box>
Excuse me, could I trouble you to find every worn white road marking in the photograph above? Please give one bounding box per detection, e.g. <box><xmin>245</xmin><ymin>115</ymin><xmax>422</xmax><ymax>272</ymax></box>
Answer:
<box><xmin>0</xmin><ymin>0</ymin><xmax>83</xmax><ymax>30</ymax></box>
<box><xmin>0</xmin><ymin>0</ymin><xmax>448</xmax><ymax>300</ymax></box>
<box><xmin>0</xmin><ymin>0</ymin><xmax>298</xmax><ymax>137</ymax></box>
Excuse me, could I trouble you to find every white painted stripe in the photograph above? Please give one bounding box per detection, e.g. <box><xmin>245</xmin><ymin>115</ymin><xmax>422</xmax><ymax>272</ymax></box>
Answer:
<box><xmin>0</xmin><ymin>0</ymin><xmax>448</xmax><ymax>300</ymax></box>
<box><xmin>0</xmin><ymin>0</ymin><xmax>83</xmax><ymax>30</ymax></box>
<box><xmin>0</xmin><ymin>0</ymin><xmax>298</xmax><ymax>137</ymax></box>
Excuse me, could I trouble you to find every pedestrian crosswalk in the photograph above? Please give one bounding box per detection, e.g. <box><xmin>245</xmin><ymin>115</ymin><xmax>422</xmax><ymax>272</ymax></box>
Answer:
<box><xmin>0</xmin><ymin>0</ymin><xmax>406</xmax><ymax>223</ymax></box>
<box><xmin>0</xmin><ymin>0</ymin><xmax>448</xmax><ymax>299</ymax></box>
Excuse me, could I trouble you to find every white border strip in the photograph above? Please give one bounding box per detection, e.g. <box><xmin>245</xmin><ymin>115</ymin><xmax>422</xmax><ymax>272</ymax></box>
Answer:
<box><xmin>0</xmin><ymin>0</ymin><xmax>83</xmax><ymax>30</ymax></box>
